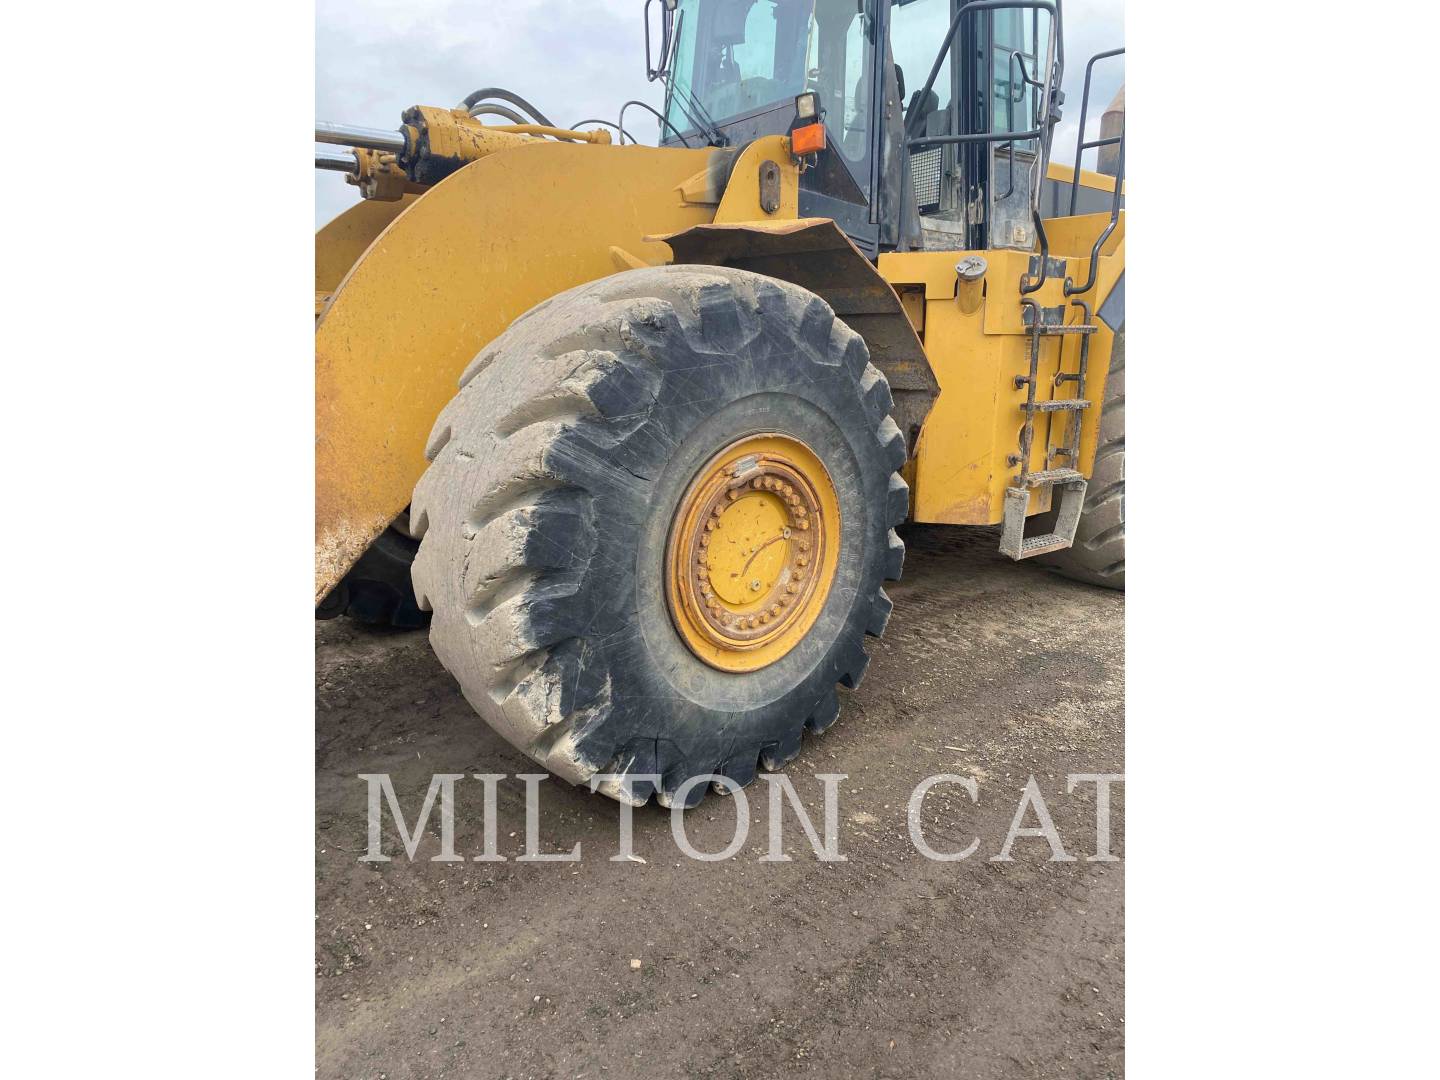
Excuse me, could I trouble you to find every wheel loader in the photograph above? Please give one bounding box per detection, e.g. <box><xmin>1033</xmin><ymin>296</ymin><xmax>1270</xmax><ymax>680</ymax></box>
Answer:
<box><xmin>315</xmin><ymin>0</ymin><xmax>1125</xmax><ymax>807</ymax></box>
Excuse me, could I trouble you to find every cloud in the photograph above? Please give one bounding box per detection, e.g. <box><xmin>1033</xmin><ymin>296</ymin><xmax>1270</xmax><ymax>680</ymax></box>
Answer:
<box><xmin>316</xmin><ymin>0</ymin><xmax>1124</xmax><ymax>227</ymax></box>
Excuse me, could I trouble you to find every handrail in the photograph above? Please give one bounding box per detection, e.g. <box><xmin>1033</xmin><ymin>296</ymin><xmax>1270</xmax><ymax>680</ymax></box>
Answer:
<box><xmin>909</xmin><ymin>127</ymin><xmax>1043</xmax><ymax>149</ymax></box>
<box><xmin>1063</xmin><ymin>47</ymin><xmax>1125</xmax><ymax>297</ymax></box>
<box><xmin>903</xmin><ymin>0</ymin><xmax>1059</xmax><ymax>145</ymax></box>
<box><xmin>1066</xmin><ymin>47</ymin><xmax>1125</xmax><ymax>215</ymax></box>
<box><xmin>897</xmin><ymin>0</ymin><xmax>1067</xmax><ymax>295</ymax></box>
<box><xmin>1064</xmin><ymin>135</ymin><xmax>1123</xmax><ymax>296</ymax></box>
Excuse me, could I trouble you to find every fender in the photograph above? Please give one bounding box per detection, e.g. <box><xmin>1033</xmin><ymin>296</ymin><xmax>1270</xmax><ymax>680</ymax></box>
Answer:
<box><xmin>656</xmin><ymin>217</ymin><xmax>938</xmax><ymax>459</ymax></box>
<box><xmin>315</xmin><ymin>141</ymin><xmax>713</xmax><ymax>601</ymax></box>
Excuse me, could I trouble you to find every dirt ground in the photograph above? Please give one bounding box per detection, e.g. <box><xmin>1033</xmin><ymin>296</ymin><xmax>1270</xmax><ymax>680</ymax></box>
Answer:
<box><xmin>316</xmin><ymin>524</ymin><xmax>1124</xmax><ymax>1079</ymax></box>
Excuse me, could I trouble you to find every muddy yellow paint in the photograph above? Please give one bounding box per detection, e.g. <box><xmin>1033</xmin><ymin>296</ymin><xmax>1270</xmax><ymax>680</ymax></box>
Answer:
<box><xmin>879</xmin><ymin>215</ymin><xmax>1124</xmax><ymax>526</ymax></box>
<box><xmin>315</xmin><ymin>141</ymin><xmax>714</xmax><ymax>601</ymax></box>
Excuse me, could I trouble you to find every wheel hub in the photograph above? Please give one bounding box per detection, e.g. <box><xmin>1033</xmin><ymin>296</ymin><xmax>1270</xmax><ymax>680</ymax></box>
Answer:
<box><xmin>666</xmin><ymin>434</ymin><xmax>840</xmax><ymax>672</ymax></box>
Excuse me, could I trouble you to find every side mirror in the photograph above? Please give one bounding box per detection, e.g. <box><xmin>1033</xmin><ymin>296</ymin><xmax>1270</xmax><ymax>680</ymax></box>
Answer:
<box><xmin>645</xmin><ymin>0</ymin><xmax>679</xmax><ymax>82</ymax></box>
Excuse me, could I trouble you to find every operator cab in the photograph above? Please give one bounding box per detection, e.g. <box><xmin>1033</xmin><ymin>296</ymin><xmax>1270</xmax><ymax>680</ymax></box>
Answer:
<box><xmin>652</xmin><ymin>0</ymin><xmax>1064</xmax><ymax>257</ymax></box>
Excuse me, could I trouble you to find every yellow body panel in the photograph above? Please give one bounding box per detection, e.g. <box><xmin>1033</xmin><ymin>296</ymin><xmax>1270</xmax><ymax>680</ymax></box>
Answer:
<box><xmin>315</xmin><ymin>142</ymin><xmax>713</xmax><ymax>600</ymax></box>
<box><xmin>1044</xmin><ymin>159</ymin><xmax>1124</xmax><ymax>195</ymax></box>
<box><xmin>879</xmin><ymin>212</ymin><xmax>1125</xmax><ymax>526</ymax></box>
<box><xmin>314</xmin><ymin>194</ymin><xmax>418</xmax><ymax>294</ymax></box>
<box><xmin>713</xmin><ymin>137</ymin><xmax>799</xmax><ymax>221</ymax></box>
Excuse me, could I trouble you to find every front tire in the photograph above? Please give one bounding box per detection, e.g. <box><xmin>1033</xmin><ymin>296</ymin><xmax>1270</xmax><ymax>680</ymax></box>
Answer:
<box><xmin>409</xmin><ymin>266</ymin><xmax>907</xmax><ymax>807</ymax></box>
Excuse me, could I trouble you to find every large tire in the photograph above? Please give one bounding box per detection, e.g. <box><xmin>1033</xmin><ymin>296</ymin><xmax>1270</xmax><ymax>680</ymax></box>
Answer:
<box><xmin>315</xmin><ymin>520</ymin><xmax>430</xmax><ymax>629</ymax></box>
<box><xmin>1038</xmin><ymin>326</ymin><xmax>1124</xmax><ymax>589</ymax></box>
<box><xmin>409</xmin><ymin>266</ymin><xmax>907</xmax><ymax>807</ymax></box>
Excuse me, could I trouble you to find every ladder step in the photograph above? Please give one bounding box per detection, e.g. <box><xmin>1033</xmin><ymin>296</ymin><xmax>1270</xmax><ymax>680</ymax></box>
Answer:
<box><xmin>998</xmin><ymin>478</ymin><xmax>1089</xmax><ymax>560</ymax></box>
<box><xmin>1032</xmin><ymin>324</ymin><xmax>1098</xmax><ymax>336</ymax></box>
<box><xmin>1017</xmin><ymin>534</ymin><xmax>1074</xmax><ymax>556</ymax></box>
<box><xmin>1023</xmin><ymin>468</ymin><xmax>1085</xmax><ymax>487</ymax></box>
<box><xmin>1023</xmin><ymin>399</ymin><xmax>1091</xmax><ymax>413</ymax></box>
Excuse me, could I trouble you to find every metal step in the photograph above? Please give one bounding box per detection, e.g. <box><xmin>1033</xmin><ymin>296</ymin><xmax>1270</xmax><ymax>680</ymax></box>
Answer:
<box><xmin>1017</xmin><ymin>534</ymin><xmax>1074</xmax><ymax>557</ymax></box>
<box><xmin>1023</xmin><ymin>398</ymin><xmax>1091</xmax><ymax>413</ymax></box>
<box><xmin>1023</xmin><ymin>467</ymin><xmax>1085</xmax><ymax>487</ymax></box>
<box><xmin>998</xmin><ymin>478</ymin><xmax>1089</xmax><ymax>561</ymax></box>
<box><xmin>1033</xmin><ymin>324</ymin><xmax>1098</xmax><ymax>336</ymax></box>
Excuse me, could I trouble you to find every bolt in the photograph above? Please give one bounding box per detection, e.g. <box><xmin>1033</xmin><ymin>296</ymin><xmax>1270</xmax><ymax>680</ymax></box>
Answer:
<box><xmin>750</xmin><ymin>579</ymin><xmax>762</xmax><ymax>592</ymax></box>
<box><xmin>797</xmin><ymin>556</ymin><xmax>808</xmax><ymax>567</ymax></box>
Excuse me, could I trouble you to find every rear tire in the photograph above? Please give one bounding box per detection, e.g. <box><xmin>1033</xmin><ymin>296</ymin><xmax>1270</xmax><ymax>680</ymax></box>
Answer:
<box><xmin>409</xmin><ymin>266</ymin><xmax>907</xmax><ymax>807</ymax></box>
<box><xmin>1038</xmin><ymin>326</ymin><xmax>1124</xmax><ymax>590</ymax></box>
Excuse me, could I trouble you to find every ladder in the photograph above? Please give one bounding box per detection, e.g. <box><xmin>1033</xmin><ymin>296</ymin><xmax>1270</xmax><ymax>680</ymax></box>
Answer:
<box><xmin>998</xmin><ymin>296</ymin><xmax>1097</xmax><ymax>560</ymax></box>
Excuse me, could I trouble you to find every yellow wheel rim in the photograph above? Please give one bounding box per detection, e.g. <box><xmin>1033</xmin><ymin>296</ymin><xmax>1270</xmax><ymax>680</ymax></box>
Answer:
<box><xmin>666</xmin><ymin>434</ymin><xmax>841</xmax><ymax>672</ymax></box>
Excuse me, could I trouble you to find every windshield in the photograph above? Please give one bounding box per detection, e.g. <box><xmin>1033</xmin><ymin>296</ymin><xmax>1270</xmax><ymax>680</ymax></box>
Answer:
<box><xmin>664</xmin><ymin>0</ymin><xmax>875</xmax><ymax>170</ymax></box>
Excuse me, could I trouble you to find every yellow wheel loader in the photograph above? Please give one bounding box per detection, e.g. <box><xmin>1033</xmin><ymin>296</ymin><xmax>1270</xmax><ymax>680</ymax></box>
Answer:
<box><xmin>315</xmin><ymin>0</ymin><xmax>1125</xmax><ymax>807</ymax></box>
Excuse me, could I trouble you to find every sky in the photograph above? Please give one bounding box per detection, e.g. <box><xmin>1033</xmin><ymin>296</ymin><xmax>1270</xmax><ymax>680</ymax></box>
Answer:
<box><xmin>316</xmin><ymin>0</ymin><xmax>1125</xmax><ymax>228</ymax></box>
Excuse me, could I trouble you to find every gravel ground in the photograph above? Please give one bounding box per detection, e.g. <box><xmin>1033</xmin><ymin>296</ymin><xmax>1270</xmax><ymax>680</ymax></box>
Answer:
<box><xmin>316</xmin><ymin>524</ymin><xmax>1124</xmax><ymax>1079</ymax></box>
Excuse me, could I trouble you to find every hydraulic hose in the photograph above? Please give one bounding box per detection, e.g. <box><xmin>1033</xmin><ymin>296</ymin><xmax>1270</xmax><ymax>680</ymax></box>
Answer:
<box><xmin>457</xmin><ymin>88</ymin><xmax>555</xmax><ymax>128</ymax></box>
